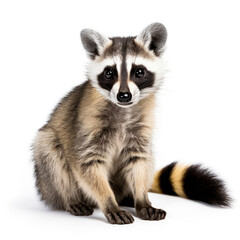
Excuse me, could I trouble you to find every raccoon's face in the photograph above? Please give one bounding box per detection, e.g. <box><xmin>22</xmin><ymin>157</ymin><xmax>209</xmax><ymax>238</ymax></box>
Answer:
<box><xmin>81</xmin><ymin>23</ymin><xmax>167</xmax><ymax>108</ymax></box>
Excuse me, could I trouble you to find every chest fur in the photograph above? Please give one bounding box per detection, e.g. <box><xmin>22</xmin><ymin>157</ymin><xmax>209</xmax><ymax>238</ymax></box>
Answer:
<box><xmin>76</xmin><ymin>91</ymin><xmax>155</xmax><ymax>168</ymax></box>
<box><xmin>100</xmin><ymin>103</ymin><xmax>154</xmax><ymax>164</ymax></box>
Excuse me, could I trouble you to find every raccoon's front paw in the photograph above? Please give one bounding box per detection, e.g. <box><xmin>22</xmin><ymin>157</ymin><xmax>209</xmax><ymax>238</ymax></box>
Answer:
<box><xmin>67</xmin><ymin>202</ymin><xmax>94</xmax><ymax>216</ymax></box>
<box><xmin>106</xmin><ymin>210</ymin><xmax>134</xmax><ymax>224</ymax></box>
<box><xmin>136</xmin><ymin>207</ymin><xmax>166</xmax><ymax>221</ymax></box>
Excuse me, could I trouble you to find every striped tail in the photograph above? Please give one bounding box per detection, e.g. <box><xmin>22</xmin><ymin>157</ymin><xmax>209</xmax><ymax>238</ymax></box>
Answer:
<box><xmin>151</xmin><ymin>162</ymin><xmax>231</xmax><ymax>207</ymax></box>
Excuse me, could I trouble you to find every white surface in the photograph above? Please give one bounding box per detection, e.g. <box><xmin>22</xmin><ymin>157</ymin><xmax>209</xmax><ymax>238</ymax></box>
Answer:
<box><xmin>0</xmin><ymin>0</ymin><xmax>239</xmax><ymax>239</ymax></box>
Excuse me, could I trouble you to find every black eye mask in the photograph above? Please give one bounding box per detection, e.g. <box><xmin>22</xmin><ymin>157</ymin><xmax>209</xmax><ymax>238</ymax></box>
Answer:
<box><xmin>130</xmin><ymin>64</ymin><xmax>155</xmax><ymax>90</ymax></box>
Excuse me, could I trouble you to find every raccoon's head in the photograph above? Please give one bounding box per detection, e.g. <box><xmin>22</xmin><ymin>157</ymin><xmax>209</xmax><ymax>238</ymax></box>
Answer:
<box><xmin>81</xmin><ymin>23</ymin><xmax>167</xmax><ymax>108</ymax></box>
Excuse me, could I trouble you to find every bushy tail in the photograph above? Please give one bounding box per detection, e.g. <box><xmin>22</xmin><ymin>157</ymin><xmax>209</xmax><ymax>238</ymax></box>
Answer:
<box><xmin>151</xmin><ymin>162</ymin><xmax>231</xmax><ymax>207</ymax></box>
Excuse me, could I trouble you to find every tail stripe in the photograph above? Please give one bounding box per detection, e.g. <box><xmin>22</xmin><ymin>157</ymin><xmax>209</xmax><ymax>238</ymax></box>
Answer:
<box><xmin>159</xmin><ymin>162</ymin><xmax>177</xmax><ymax>196</ymax></box>
<box><xmin>170</xmin><ymin>163</ymin><xmax>188</xmax><ymax>198</ymax></box>
<box><xmin>151</xmin><ymin>170</ymin><xmax>162</xmax><ymax>193</ymax></box>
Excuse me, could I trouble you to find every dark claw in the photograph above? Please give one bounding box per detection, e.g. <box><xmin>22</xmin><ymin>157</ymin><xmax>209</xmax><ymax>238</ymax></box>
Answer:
<box><xmin>68</xmin><ymin>202</ymin><xmax>94</xmax><ymax>216</ymax></box>
<box><xmin>106</xmin><ymin>210</ymin><xmax>134</xmax><ymax>224</ymax></box>
<box><xmin>137</xmin><ymin>207</ymin><xmax>166</xmax><ymax>221</ymax></box>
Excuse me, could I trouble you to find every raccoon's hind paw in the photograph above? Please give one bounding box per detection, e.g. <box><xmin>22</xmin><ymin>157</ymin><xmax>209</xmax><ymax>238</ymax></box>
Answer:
<box><xmin>106</xmin><ymin>210</ymin><xmax>134</xmax><ymax>224</ymax></box>
<box><xmin>67</xmin><ymin>202</ymin><xmax>94</xmax><ymax>216</ymax></box>
<box><xmin>136</xmin><ymin>207</ymin><xmax>166</xmax><ymax>221</ymax></box>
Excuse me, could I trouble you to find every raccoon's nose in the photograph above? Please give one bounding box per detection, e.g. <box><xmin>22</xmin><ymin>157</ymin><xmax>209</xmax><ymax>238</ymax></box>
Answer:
<box><xmin>117</xmin><ymin>92</ymin><xmax>132</xmax><ymax>102</ymax></box>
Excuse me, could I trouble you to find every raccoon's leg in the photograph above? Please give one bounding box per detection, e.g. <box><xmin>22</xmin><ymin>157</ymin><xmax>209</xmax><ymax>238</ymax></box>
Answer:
<box><xmin>33</xmin><ymin>127</ymin><xmax>94</xmax><ymax>215</ymax></box>
<box><xmin>121</xmin><ymin>150</ymin><xmax>166</xmax><ymax>221</ymax></box>
<box><xmin>71</xmin><ymin>158</ymin><xmax>134</xmax><ymax>224</ymax></box>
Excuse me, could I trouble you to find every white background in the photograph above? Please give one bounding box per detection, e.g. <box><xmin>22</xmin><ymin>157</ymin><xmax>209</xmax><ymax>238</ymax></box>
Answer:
<box><xmin>0</xmin><ymin>0</ymin><xmax>239</xmax><ymax>239</ymax></box>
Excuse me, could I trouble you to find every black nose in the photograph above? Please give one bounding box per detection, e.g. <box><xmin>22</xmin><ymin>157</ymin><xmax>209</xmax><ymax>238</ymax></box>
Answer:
<box><xmin>117</xmin><ymin>92</ymin><xmax>132</xmax><ymax>102</ymax></box>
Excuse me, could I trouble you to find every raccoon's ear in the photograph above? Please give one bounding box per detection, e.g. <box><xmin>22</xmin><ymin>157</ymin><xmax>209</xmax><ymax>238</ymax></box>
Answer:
<box><xmin>136</xmin><ymin>23</ymin><xmax>167</xmax><ymax>56</ymax></box>
<box><xmin>80</xmin><ymin>29</ymin><xmax>111</xmax><ymax>59</ymax></box>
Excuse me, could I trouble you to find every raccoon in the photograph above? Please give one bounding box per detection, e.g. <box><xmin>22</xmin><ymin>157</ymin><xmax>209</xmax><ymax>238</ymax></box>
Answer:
<box><xmin>33</xmin><ymin>23</ymin><xmax>230</xmax><ymax>224</ymax></box>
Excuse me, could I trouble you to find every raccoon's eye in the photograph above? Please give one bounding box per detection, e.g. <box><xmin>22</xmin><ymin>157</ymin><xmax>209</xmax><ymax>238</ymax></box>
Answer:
<box><xmin>135</xmin><ymin>68</ymin><xmax>145</xmax><ymax>78</ymax></box>
<box><xmin>104</xmin><ymin>69</ymin><xmax>114</xmax><ymax>80</ymax></box>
